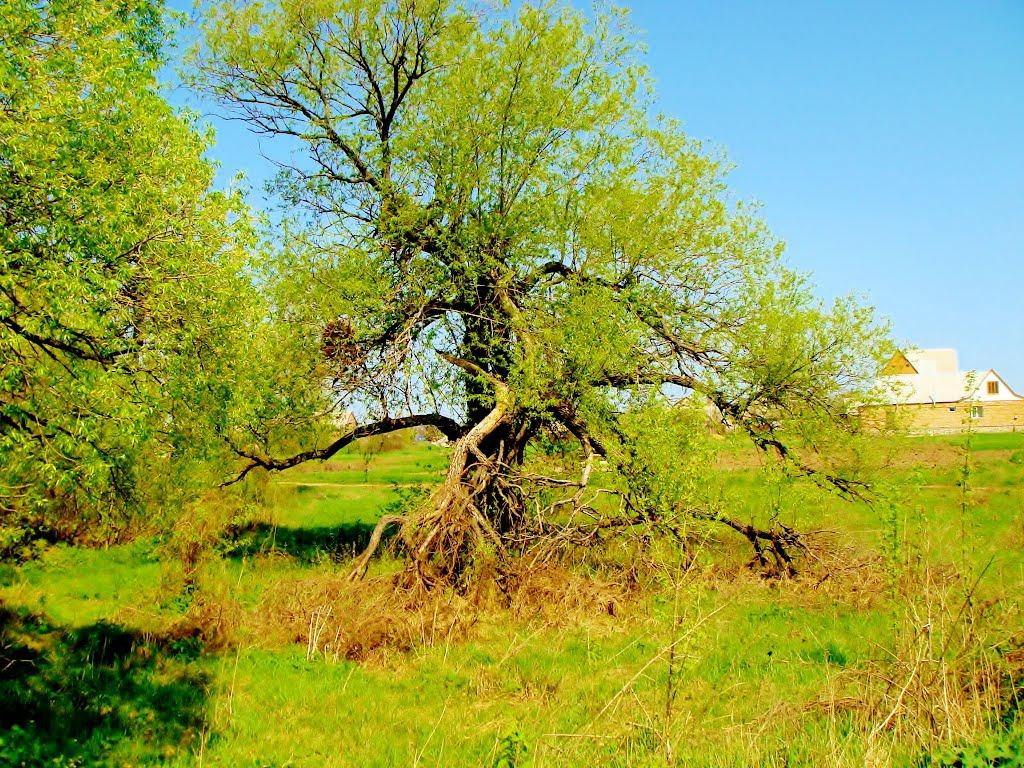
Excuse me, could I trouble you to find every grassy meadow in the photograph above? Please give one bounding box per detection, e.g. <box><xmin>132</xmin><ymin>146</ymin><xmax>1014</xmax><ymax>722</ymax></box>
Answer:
<box><xmin>2</xmin><ymin>433</ymin><xmax>1024</xmax><ymax>767</ymax></box>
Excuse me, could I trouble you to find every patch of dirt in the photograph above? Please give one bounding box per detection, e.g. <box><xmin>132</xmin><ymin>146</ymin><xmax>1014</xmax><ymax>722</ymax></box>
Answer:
<box><xmin>713</xmin><ymin>440</ymin><xmax>963</xmax><ymax>472</ymax></box>
<box><xmin>882</xmin><ymin>441</ymin><xmax>960</xmax><ymax>470</ymax></box>
<box><xmin>715</xmin><ymin>449</ymin><xmax>766</xmax><ymax>471</ymax></box>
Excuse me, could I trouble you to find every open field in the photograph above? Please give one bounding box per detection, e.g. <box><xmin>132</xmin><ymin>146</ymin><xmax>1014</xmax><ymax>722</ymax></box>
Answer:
<box><xmin>7</xmin><ymin>2</ymin><xmax>1020</xmax><ymax>767</ymax></box>
<box><xmin>2</xmin><ymin>434</ymin><xmax>1024</xmax><ymax>767</ymax></box>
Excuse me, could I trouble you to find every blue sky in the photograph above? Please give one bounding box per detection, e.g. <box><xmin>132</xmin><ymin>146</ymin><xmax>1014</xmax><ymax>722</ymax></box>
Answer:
<box><xmin>168</xmin><ymin>1</ymin><xmax>1024</xmax><ymax>386</ymax></box>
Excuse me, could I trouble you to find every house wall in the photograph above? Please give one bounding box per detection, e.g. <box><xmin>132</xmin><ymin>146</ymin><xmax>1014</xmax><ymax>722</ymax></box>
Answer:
<box><xmin>862</xmin><ymin>400</ymin><xmax>1024</xmax><ymax>434</ymax></box>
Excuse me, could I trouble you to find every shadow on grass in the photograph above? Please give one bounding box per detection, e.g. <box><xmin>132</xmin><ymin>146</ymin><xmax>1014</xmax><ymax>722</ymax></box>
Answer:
<box><xmin>0</xmin><ymin>604</ymin><xmax>208</xmax><ymax>765</ymax></box>
<box><xmin>222</xmin><ymin>521</ymin><xmax>401</xmax><ymax>564</ymax></box>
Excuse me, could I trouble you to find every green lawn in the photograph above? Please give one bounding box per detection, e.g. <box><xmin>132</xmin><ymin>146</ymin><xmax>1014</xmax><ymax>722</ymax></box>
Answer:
<box><xmin>944</xmin><ymin>430</ymin><xmax>1024</xmax><ymax>452</ymax></box>
<box><xmin>2</xmin><ymin>435</ymin><xmax>1023</xmax><ymax>766</ymax></box>
<box><xmin>279</xmin><ymin>442</ymin><xmax>452</xmax><ymax>487</ymax></box>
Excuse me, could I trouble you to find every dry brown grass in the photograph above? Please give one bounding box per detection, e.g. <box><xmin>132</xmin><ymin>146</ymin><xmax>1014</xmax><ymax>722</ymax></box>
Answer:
<box><xmin>161</xmin><ymin>555</ymin><xmax>643</xmax><ymax>664</ymax></box>
<box><xmin>699</xmin><ymin>525</ymin><xmax>890</xmax><ymax>612</ymax></box>
<box><xmin>494</xmin><ymin>560</ymin><xmax>638</xmax><ymax>621</ymax></box>
<box><xmin>814</xmin><ymin>563</ymin><xmax>1024</xmax><ymax>755</ymax></box>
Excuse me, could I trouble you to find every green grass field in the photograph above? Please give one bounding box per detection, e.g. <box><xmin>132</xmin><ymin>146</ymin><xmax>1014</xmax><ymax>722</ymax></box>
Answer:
<box><xmin>2</xmin><ymin>433</ymin><xmax>1023</xmax><ymax>767</ymax></box>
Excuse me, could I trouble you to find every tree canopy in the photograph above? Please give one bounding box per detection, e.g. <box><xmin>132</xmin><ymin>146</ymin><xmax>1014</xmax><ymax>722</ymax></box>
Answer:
<box><xmin>0</xmin><ymin>0</ymin><xmax>284</xmax><ymax>548</ymax></box>
<box><xmin>194</xmin><ymin>0</ymin><xmax>891</xmax><ymax>584</ymax></box>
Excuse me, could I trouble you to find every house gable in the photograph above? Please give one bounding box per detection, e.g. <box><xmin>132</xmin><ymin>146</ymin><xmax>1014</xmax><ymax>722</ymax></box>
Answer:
<box><xmin>882</xmin><ymin>351</ymin><xmax>918</xmax><ymax>375</ymax></box>
<box><xmin>963</xmin><ymin>369</ymin><xmax>1024</xmax><ymax>402</ymax></box>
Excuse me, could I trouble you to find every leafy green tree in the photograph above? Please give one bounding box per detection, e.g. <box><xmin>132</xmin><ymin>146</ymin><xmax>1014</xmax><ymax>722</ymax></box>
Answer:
<box><xmin>196</xmin><ymin>0</ymin><xmax>891</xmax><ymax>583</ymax></box>
<box><xmin>0</xmin><ymin>0</ymin><xmax>298</xmax><ymax>550</ymax></box>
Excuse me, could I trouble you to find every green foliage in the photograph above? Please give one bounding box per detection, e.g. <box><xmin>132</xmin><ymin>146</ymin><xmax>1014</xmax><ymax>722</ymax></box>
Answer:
<box><xmin>0</xmin><ymin>0</ymin><xmax>323</xmax><ymax>550</ymax></box>
<box><xmin>920</xmin><ymin>729</ymin><xmax>1024</xmax><ymax>768</ymax></box>
<box><xmin>608</xmin><ymin>398</ymin><xmax>715</xmax><ymax>522</ymax></box>
<box><xmin>493</xmin><ymin>729</ymin><xmax>529</xmax><ymax>768</ymax></box>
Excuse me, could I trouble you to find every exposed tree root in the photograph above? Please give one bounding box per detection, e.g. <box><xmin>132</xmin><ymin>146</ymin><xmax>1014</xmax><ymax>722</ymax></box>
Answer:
<box><xmin>347</xmin><ymin>514</ymin><xmax>405</xmax><ymax>582</ymax></box>
<box><xmin>347</xmin><ymin>395</ymin><xmax>525</xmax><ymax>588</ymax></box>
<box><xmin>345</xmin><ymin>444</ymin><xmax>813</xmax><ymax>587</ymax></box>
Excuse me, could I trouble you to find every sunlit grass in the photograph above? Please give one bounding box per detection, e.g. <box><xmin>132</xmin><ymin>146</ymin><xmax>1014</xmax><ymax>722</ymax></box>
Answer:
<box><xmin>2</xmin><ymin>433</ymin><xmax>1023</xmax><ymax>766</ymax></box>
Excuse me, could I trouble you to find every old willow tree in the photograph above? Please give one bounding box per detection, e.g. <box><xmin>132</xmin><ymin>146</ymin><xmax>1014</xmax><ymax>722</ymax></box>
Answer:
<box><xmin>0</xmin><ymin>0</ymin><xmax>293</xmax><ymax>551</ymax></box>
<box><xmin>198</xmin><ymin>0</ymin><xmax>890</xmax><ymax>584</ymax></box>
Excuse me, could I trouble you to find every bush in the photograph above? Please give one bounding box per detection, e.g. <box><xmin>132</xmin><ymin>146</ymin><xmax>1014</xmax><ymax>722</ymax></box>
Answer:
<box><xmin>920</xmin><ymin>728</ymin><xmax>1024</xmax><ymax>767</ymax></box>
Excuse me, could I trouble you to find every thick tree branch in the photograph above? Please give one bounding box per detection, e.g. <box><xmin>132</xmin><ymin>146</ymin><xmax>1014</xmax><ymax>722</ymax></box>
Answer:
<box><xmin>223</xmin><ymin>413</ymin><xmax>464</xmax><ymax>486</ymax></box>
<box><xmin>551</xmin><ymin>402</ymin><xmax>607</xmax><ymax>457</ymax></box>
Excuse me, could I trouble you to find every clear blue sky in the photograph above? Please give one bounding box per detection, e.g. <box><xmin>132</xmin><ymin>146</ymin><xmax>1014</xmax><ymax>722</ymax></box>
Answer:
<box><xmin>167</xmin><ymin>1</ymin><xmax>1024</xmax><ymax>386</ymax></box>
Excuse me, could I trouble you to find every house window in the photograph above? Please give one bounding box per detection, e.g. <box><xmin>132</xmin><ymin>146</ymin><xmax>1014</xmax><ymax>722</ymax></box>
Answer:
<box><xmin>987</xmin><ymin>381</ymin><xmax>999</xmax><ymax>395</ymax></box>
<box><xmin>948</xmin><ymin>406</ymin><xmax>956</xmax><ymax>412</ymax></box>
<box><xmin>971</xmin><ymin>405</ymin><xmax>984</xmax><ymax>419</ymax></box>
